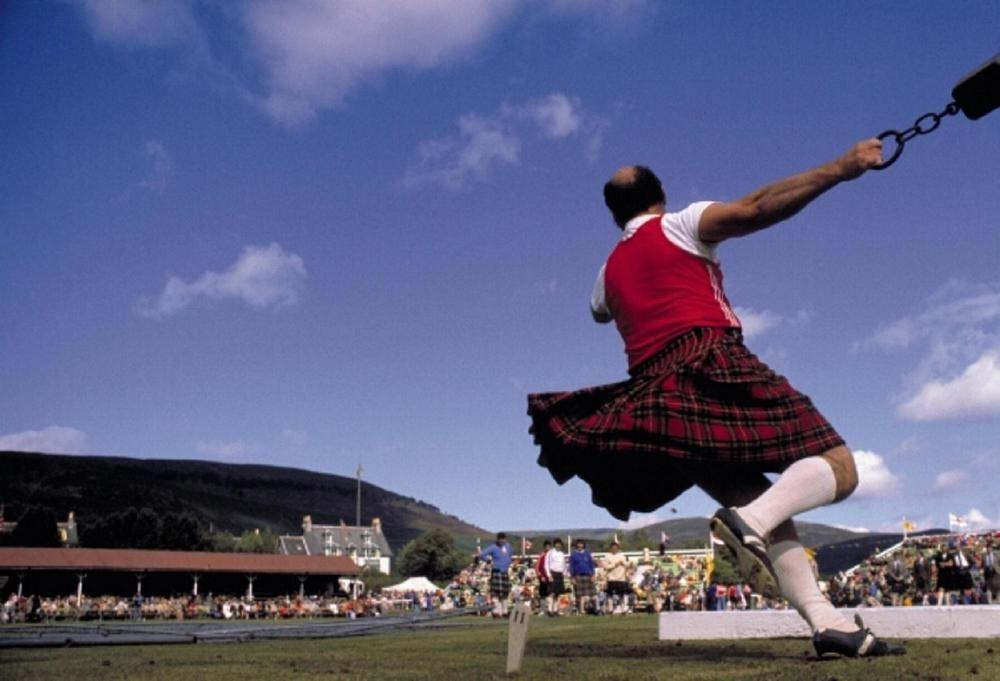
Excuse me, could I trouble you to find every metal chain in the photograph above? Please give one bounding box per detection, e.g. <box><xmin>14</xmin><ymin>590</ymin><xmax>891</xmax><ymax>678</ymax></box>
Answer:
<box><xmin>873</xmin><ymin>101</ymin><xmax>961</xmax><ymax>170</ymax></box>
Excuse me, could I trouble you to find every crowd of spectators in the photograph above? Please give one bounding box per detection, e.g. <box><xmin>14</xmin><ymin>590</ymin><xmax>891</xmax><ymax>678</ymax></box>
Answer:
<box><xmin>5</xmin><ymin>532</ymin><xmax>996</xmax><ymax>624</ymax></box>
<box><xmin>827</xmin><ymin>533</ymin><xmax>998</xmax><ymax>608</ymax></box>
<box><xmin>448</xmin><ymin>545</ymin><xmax>785</xmax><ymax>616</ymax></box>
<box><xmin>1</xmin><ymin>592</ymin><xmax>398</xmax><ymax>624</ymax></box>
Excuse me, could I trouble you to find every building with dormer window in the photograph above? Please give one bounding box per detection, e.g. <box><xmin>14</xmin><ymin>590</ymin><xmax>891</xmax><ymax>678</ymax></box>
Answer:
<box><xmin>278</xmin><ymin>515</ymin><xmax>392</xmax><ymax>574</ymax></box>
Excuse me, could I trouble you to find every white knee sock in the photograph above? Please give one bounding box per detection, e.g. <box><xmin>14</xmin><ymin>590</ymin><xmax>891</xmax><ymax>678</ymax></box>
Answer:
<box><xmin>769</xmin><ymin>540</ymin><xmax>855</xmax><ymax>633</ymax></box>
<box><xmin>736</xmin><ymin>457</ymin><xmax>837</xmax><ymax>538</ymax></box>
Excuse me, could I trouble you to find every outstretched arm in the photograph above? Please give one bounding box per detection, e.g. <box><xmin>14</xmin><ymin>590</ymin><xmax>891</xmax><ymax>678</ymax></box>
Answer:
<box><xmin>698</xmin><ymin>138</ymin><xmax>883</xmax><ymax>243</ymax></box>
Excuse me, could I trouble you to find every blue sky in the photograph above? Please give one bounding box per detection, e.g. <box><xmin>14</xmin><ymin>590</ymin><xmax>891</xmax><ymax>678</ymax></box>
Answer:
<box><xmin>1</xmin><ymin>1</ymin><xmax>998</xmax><ymax>536</ymax></box>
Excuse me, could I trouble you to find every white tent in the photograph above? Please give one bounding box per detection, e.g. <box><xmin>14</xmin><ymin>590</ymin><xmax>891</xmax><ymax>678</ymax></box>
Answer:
<box><xmin>382</xmin><ymin>576</ymin><xmax>441</xmax><ymax>594</ymax></box>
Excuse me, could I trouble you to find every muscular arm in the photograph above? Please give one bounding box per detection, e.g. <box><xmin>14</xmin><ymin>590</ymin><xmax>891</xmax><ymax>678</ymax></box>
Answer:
<box><xmin>698</xmin><ymin>138</ymin><xmax>883</xmax><ymax>243</ymax></box>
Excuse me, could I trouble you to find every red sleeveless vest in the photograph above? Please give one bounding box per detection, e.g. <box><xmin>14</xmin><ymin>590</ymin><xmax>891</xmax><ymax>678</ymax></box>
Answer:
<box><xmin>604</xmin><ymin>217</ymin><xmax>740</xmax><ymax>368</ymax></box>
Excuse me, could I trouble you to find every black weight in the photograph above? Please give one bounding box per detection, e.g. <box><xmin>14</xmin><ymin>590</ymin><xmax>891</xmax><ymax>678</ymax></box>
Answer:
<box><xmin>952</xmin><ymin>53</ymin><xmax>1000</xmax><ymax>121</ymax></box>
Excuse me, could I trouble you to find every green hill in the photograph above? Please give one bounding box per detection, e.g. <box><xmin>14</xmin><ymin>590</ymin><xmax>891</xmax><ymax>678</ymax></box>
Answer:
<box><xmin>0</xmin><ymin>451</ymin><xmax>488</xmax><ymax>551</ymax></box>
<box><xmin>2</xmin><ymin>451</ymin><xmax>871</xmax><ymax>560</ymax></box>
<box><xmin>516</xmin><ymin>517</ymin><xmax>865</xmax><ymax>551</ymax></box>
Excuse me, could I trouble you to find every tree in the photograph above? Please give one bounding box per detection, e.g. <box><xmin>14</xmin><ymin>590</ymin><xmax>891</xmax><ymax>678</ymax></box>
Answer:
<box><xmin>8</xmin><ymin>507</ymin><xmax>61</xmax><ymax>547</ymax></box>
<box><xmin>396</xmin><ymin>528</ymin><xmax>466</xmax><ymax>582</ymax></box>
<box><xmin>234</xmin><ymin>528</ymin><xmax>279</xmax><ymax>553</ymax></box>
<box><xmin>158</xmin><ymin>511</ymin><xmax>208</xmax><ymax>550</ymax></box>
<box><xmin>208</xmin><ymin>532</ymin><xmax>238</xmax><ymax>552</ymax></box>
<box><xmin>359</xmin><ymin>566</ymin><xmax>397</xmax><ymax>593</ymax></box>
<box><xmin>621</xmin><ymin>529</ymin><xmax>653</xmax><ymax>552</ymax></box>
<box><xmin>80</xmin><ymin>507</ymin><xmax>161</xmax><ymax>549</ymax></box>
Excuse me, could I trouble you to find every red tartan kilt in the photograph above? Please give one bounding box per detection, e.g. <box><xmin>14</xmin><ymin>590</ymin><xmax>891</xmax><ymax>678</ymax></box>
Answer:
<box><xmin>527</xmin><ymin>327</ymin><xmax>844</xmax><ymax>521</ymax></box>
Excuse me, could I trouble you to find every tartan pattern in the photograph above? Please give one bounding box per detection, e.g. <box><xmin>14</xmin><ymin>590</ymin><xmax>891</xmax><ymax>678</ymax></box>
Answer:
<box><xmin>527</xmin><ymin>327</ymin><xmax>845</xmax><ymax>521</ymax></box>
<box><xmin>573</xmin><ymin>575</ymin><xmax>596</xmax><ymax>599</ymax></box>
<box><xmin>490</xmin><ymin>570</ymin><xmax>511</xmax><ymax>598</ymax></box>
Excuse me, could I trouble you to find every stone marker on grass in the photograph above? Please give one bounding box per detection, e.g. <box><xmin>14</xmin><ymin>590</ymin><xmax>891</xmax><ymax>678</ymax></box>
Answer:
<box><xmin>506</xmin><ymin>602</ymin><xmax>531</xmax><ymax>674</ymax></box>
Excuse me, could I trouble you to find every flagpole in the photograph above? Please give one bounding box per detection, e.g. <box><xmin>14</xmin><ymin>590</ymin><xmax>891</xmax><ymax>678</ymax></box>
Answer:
<box><xmin>356</xmin><ymin>464</ymin><xmax>363</xmax><ymax>528</ymax></box>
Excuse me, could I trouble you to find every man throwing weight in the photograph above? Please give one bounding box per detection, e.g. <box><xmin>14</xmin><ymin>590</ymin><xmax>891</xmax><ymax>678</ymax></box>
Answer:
<box><xmin>528</xmin><ymin>139</ymin><xmax>904</xmax><ymax>658</ymax></box>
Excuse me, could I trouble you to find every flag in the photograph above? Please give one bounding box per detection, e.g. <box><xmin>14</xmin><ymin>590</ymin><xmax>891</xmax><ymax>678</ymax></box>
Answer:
<box><xmin>949</xmin><ymin>513</ymin><xmax>967</xmax><ymax>531</ymax></box>
<box><xmin>613</xmin><ymin>533</ymin><xmax>620</xmax><ymax>545</ymax></box>
<box><xmin>902</xmin><ymin>519</ymin><xmax>917</xmax><ymax>533</ymax></box>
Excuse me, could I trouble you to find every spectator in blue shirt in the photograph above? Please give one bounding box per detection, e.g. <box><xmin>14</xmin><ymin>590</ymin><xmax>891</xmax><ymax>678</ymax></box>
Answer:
<box><xmin>569</xmin><ymin>539</ymin><xmax>596</xmax><ymax>614</ymax></box>
<box><xmin>478</xmin><ymin>532</ymin><xmax>513</xmax><ymax>617</ymax></box>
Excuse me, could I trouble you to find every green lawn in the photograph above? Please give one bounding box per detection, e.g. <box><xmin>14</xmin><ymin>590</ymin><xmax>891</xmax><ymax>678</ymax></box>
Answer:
<box><xmin>1</xmin><ymin>616</ymin><xmax>996</xmax><ymax>681</ymax></box>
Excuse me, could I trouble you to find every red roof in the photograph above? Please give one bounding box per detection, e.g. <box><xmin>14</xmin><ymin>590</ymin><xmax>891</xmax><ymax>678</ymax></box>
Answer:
<box><xmin>0</xmin><ymin>547</ymin><xmax>358</xmax><ymax>575</ymax></box>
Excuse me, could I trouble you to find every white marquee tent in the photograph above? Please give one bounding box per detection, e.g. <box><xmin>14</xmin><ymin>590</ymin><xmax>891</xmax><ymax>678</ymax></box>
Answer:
<box><xmin>382</xmin><ymin>576</ymin><xmax>441</xmax><ymax>593</ymax></box>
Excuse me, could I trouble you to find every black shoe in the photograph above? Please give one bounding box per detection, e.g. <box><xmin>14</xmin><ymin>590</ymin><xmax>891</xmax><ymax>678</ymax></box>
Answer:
<box><xmin>812</xmin><ymin>615</ymin><xmax>906</xmax><ymax>658</ymax></box>
<box><xmin>710</xmin><ymin>507</ymin><xmax>780</xmax><ymax>599</ymax></box>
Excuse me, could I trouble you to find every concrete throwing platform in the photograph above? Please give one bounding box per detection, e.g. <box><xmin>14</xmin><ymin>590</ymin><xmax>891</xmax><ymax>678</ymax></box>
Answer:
<box><xmin>659</xmin><ymin>606</ymin><xmax>1000</xmax><ymax>640</ymax></box>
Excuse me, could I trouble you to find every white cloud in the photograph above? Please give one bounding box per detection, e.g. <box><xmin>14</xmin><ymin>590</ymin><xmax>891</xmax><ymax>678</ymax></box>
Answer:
<box><xmin>405</xmin><ymin>92</ymin><xmax>604</xmax><ymax>189</ymax></box>
<box><xmin>138</xmin><ymin>243</ymin><xmax>307</xmax><ymax>318</ymax></box>
<box><xmin>931</xmin><ymin>468</ymin><xmax>969</xmax><ymax>494</ymax></box>
<box><xmin>519</xmin><ymin>93</ymin><xmax>582</xmax><ymax>139</ymax></box>
<box><xmin>240</xmin><ymin>0</ymin><xmax>517</xmax><ymax>126</ymax></box>
<box><xmin>75</xmin><ymin>1</ymin><xmax>516</xmax><ymax>126</ymax></box>
<box><xmin>898</xmin><ymin>351</ymin><xmax>1000</xmax><ymax>421</ymax></box>
<box><xmin>140</xmin><ymin>139</ymin><xmax>171</xmax><ymax>192</ymax></box>
<box><xmin>196</xmin><ymin>440</ymin><xmax>247</xmax><ymax>459</ymax></box>
<box><xmin>404</xmin><ymin>113</ymin><xmax>520</xmax><ymax>189</ymax></box>
<box><xmin>963</xmin><ymin>508</ymin><xmax>998</xmax><ymax>531</ymax></box>
<box><xmin>73</xmin><ymin>2</ymin><xmax>641</xmax><ymax>129</ymax></box>
<box><xmin>0</xmin><ymin>426</ymin><xmax>87</xmax><ymax>454</ymax></box>
<box><xmin>851</xmin><ymin>450</ymin><xmax>901</xmax><ymax>499</ymax></box>
<box><xmin>77</xmin><ymin>0</ymin><xmax>201</xmax><ymax>48</ymax></box>
<box><xmin>864</xmin><ymin>280</ymin><xmax>1000</xmax><ymax>352</ymax></box>
<box><xmin>860</xmin><ymin>280</ymin><xmax>1000</xmax><ymax>421</ymax></box>
<box><xmin>734</xmin><ymin>307</ymin><xmax>781</xmax><ymax>339</ymax></box>
<box><xmin>732</xmin><ymin>307</ymin><xmax>808</xmax><ymax>339</ymax></box>
<box><xmin>832</xmin><ymin>523</ymin><xmax>870</xmax><ymax>534</ymax></box>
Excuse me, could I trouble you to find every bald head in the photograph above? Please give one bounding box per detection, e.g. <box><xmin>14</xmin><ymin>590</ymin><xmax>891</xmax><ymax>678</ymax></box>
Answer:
<box><xmin>610</xmin><ymin>165</ymin><xmax>638</xmax><ymax>185</ymax></box>
<box><xmin>603</xmin><ymin>165</ymin><xmax>666</xmax><ymax>228</ymax></box>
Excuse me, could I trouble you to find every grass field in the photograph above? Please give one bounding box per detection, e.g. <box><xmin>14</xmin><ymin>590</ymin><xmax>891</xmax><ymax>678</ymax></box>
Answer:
<box><xmin>1</xmin><ymin>616</ymin><xmax>997</xmax><ymax>681</ymax></box>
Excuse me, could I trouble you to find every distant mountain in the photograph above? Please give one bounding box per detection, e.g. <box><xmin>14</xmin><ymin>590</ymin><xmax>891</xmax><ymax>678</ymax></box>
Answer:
<box><xmin>516</xmin><ymin>517</ymin><xmax>867</xmax><ymax>552</ymax></box>
<box><xmin>0</xmin><ymin>451</ymin><xmax>488</xmax><ymax>551</ymax></box>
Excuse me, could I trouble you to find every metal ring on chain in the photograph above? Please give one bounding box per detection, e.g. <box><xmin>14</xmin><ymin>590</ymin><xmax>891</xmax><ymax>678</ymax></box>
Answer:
<box><xmin>871</xmin><ymin>101</ymin><xmax>960</xmax><ymax>171</ymax></box>
<box><xmin>872</xmin><ymin>130</ymin><xmax>904</xmax><ymax>170</ymax></box>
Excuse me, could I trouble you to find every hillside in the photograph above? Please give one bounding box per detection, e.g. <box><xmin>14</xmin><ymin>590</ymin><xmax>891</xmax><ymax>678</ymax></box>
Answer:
<box><xmin>0</xmin><ymin>451</ymin><xmax>488</xmax><ymax>551</ymax></box>
<box><xmin>517</xmin><ymin>517</ymin><xmax>865</xmax><ymax>551</ymax></box>
<box><xmin>2</xmin><ymin>451</ymin><xmax>895</xmax><ymax>568</ymax></box>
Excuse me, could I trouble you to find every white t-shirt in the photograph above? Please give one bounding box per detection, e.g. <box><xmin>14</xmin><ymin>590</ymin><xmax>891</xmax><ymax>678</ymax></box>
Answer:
<box><xmin>546</xmin><ymin>548</ymin><xmax>566</xmax><ymax>575</ymax></box>
<box><xmin>591</xmin><ymin>201</ymin><xmax>718</xmax><ymax>321</ymax></box>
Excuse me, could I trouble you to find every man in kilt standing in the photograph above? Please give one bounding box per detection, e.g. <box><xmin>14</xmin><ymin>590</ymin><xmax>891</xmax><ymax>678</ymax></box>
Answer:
<box><xmin>569</xmin><ymin>539</ymin><xmax>597</xmax><ymax>614</ymax></box>
<box><xmin>478</xmin><ymin>532</ymin><xmax>513</xmax><ymax>618</ymax></box>
<box><xmin>527</xmin><ymin>138</ymin><xmax>904</xmax><ymax>658</ymax></box>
